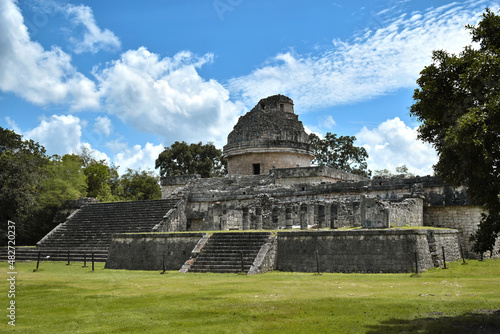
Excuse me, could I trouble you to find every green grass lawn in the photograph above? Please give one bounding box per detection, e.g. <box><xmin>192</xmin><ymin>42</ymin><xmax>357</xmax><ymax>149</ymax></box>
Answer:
<box><xmin>1</xmin><ymin>260</ymin><xmax>499</xmax><ymax>333</ymax></box>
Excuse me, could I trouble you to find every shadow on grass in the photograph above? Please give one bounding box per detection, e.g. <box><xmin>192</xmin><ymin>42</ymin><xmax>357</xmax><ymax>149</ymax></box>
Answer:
<box><xmin>366</xmin><ymin>310</ymin><xmax>500</xmax><ymax>334</ymax></box>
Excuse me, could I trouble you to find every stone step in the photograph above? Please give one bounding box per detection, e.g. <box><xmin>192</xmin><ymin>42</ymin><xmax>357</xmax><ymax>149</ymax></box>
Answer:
<box><xmin>188</xmin><ymin>232</ymin><xmax>271</xmax><ymax>274</ymax></box>
<box><xmin>209</xmin><ymin>233</ymin><xmax>270</xmax><ymax>238</ymax></box>
<box><xmin>201</xmin><ymin>248</ymin><xmax>262</xmax><ymax>254</ymax></box>
<box><xmin>203</xmin><ymin>243</ymin><xmax>266</xmax><ymax>247</ymax></box>
<box><xmin>37</xmin><ymin>198</ymin><xmax>180</xmax><ymax>256</ymax></box>
<box><xmin>206</xmin><ymin>238</ymin><xmax>267</xmax><ymax>245</ymax></box>
<box><xmin>189</xmin><ymin>264</ymin><xmax>252</xmax><ymax>273</ymax></box>
<box><xmin>196</xmin><ymin>256</ymin><xmax>255</xmax><ymax>264</ymax></box>
<box><xmin>199</xmin><ymin>253</ymin><xmax>260</xmax><ymax>259</ymax></box>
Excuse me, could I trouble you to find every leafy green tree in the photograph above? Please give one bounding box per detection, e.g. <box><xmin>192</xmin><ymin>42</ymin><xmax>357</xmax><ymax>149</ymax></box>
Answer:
<box><xmin>83</xmin><ymin>161</ymin><xmax>119</xmax><ymax>202</ymax></box>
<box><xmin>118</xmin><ymin>169</ymin><xmax>161</xmax><ymax>201</ymax></box>
<box><xmin>373</xmin><ymin>165</ymin><xmax>415</xmax><ymax>178</ymax></box>
<box><xmin>309</xmin><ymin>133</ymin><xmax>371</xmax><ymax>177</ymax></box>
<box><xmin>410</xmin><ymin>9</ymin><xmax>500</xmax><ymax>255</ymax></box>
<box><xmin>155</xmin><ymin>141</ymin><xmax>226</xmax><ymax>178</ymax></box>
<box><xmin>38</xmin><ymin>154</ymin><xmax>87</xmax><ymax>208</ymax></box>
<box><xmin>0</xmin><ymin>127</ymin><xmax>50</xmax><ymax>245</ymax></box>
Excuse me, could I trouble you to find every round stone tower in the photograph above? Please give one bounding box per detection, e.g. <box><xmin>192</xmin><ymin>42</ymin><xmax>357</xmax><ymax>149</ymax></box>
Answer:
<box><xmin>223</xmin><ymin>94</ymin><xmax>313</xmax><ymax>175</ymax></box>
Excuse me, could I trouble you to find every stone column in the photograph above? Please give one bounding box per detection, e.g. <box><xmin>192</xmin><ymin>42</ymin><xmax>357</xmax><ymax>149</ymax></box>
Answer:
<box><xmin>292</xmin><ymin>204</ymin><xmax>300</xmax><ymax>228</ymax></box>
<box><xmin>278</xmin><ymin>208</ymin><xmax>286</xmax><ymax>229</ymax></box>
<box><xmin>255</xmin><ymin>207</ymin><xmax>263</xmax><ymax>230</ymax></box>
<box><xmin>242</xmin><ymin>207</ymin><xmax>250</xmax><ymax>230</ymax></box>
<box><xmin>300</xmin><ymin>203</ymin><xmax>308</xmax><ymax>230</ymax></box>
<box><xmin>324</xmin><ymin>203</ymin><xmax>331</xmax><ymax>229</ymax></box>
<box><xmin>308</xmin><ymin>203</ymin><xmax>316</xmax><ymax>228</ymax></box>
<box><xmin>272</xmin><ymin>206</ymin><xmax>280</xmax><ymax>229</ymax></box>
<box><xmin>330</xmin><ymin>203</ymin><xmax>338</xmax><ymax>229</ymax></box>
<box><xmin>318</xmin><ymin>204</ymin><xmax>326</xmax><ymax>228</ymax></box>
<box><xmin>285</xmin><ymin>205</ymin><xmax>293</xmax><ymax>229</ymax></box>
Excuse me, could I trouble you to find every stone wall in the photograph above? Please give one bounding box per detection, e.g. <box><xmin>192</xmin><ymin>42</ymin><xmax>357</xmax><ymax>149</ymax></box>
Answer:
<box><xmin>105</xmin><ymin>233</ymin><xmax>204</xmax><ymax>270</ymax></box>
<box><xmin>275</xmin><ymin>229</ymin><xmax>460</xmax><ymax>273</ymax></box>
<box><xmin>153</xmin><ymin>199</ymin><xmax>187</xmax><ymax>232</ymax></box>
<box><xmin>386</xmin><ymin>197</ymin><xmax>424</xmax><ymax>228</ymax></box>
<box><xmin>426</xmin><ymin>229</ymin><xmax>461</xmax><ymax>267</ymax></box>
<box><xmin>161</xmin><ymin>175</ymin><xmax>200</xmax><ymax>198</ymax></box>
<box><xmin>105</xmin><ymin>229</ymin><xmax>461</xmax><ymax>273</ymax></box>
<box><xmin>181</xmin><ymin>175</ymin><xmax>468</xmax><ymax>207</ymax></box>
<box><xmin>274</xmin><ymin>166</ymin><xmax>367</xmax><ymax>185</ymax></box>
<box><xmin>248</xmin><ymin>236</ymin><xmax>277</xmax><ymax>274</ymax></box>
<box><xmin>423</xmin><ymin>206</ymin><xmax>500</xmax><ymax>258</ymax></box>
<box><xmin>178</xmin><ymin>196</ymin><xmax>422</xmax><ymax>232</ymax></box>
<box><xmin>226</xmin><ymin>151</ymin><xmax>313</xmax><ymax>175</ymax></box>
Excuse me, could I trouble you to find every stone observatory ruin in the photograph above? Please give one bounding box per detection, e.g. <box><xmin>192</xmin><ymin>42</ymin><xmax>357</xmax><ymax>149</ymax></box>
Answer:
<box><xmin>223</xmin><ymin>94</ymin><xmax>314</xmax><ymax>176</ymax></box>
<box><xmin>33</xmin><ymin>94</ymin><xmax>499</xmax><ymax>273</ymax></box>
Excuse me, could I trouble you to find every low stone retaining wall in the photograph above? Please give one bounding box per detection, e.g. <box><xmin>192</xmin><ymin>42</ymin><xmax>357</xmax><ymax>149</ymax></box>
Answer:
<box><xmin>276</xmin><ymin>229</ymin><xmax>460</xmax><ymax>273</ymax></box>
<box><xmin>105</xmin><ymin>233</ymin><xmax>204</xmax><ymax>270</ymax></box>
<box><xmin>105</xmin><ymin>229</ymin><xmax>461</xmax><ymax>273</ymax></box>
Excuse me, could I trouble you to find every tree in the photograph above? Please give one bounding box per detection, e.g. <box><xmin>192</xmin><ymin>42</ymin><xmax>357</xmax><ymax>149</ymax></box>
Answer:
<box><xmin>410</xmin><ymin>9</ymin><xmax>500</xmax><ymax>254</ymax></box>
<box><xmin>309</xmin><ymin>133</ymin><xmax>371</xmax><ymax>177</ymax></box>
<box><xmin>83</xmin><ymin>160</ymin><xmax>119</xmax><ymax>202</ymax></box>
<box><xmin>0</xmin><ymin>127</ymin><xmax>50</xmax><ymax>245</ymax></box>
<box><xmin>373</xmin><ymin>165</ymin><xmax>415</xmax><ymax>178</ymax></box>
<box><xmin>155</xmin><ymin>141</ymin><xmax>226</xmax><ymax>178</ymax></box>
<box><xmin>38</xmin><ymin>154</ymin><xmax>87</xmax><ymax>208</ymax></box>
<box><xmin>118</xmin><ymin>169</ymin><xmax>161</xmax><ymax>201</ymax></box>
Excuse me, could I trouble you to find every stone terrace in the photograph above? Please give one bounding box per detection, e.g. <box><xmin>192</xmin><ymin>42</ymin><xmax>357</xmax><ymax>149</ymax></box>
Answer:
<box><xmin>33</xmin><ymin>198</ymin><xmax>180</xmax><ymax>261</ymax></box>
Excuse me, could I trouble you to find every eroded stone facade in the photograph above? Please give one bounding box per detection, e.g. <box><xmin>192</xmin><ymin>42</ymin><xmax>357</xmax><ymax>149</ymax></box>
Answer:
<box><xmin>223</xmin><ymin>95</ymin><xmax>313</xmax><ymax>175</ymax></box>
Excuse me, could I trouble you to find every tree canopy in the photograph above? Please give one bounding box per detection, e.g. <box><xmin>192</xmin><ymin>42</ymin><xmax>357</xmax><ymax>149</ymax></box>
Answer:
<box><xmin>373</xmin><ymin>165</ymin><xmax>415</xmax><ymax>178</ymax></box>
<box><xmin>0</xmin><ymin>127</ymin><xmax>50</xmax><ymax>244</ymax></box>
<box><xmin>118</xmin><ymin>169</ymin><xmax>161</xmax><ymax>201</ymax></box>
<box><xmin>410</xmin><ymin>8</ymin><xmax>500</xmax><ymax>254</ymax></box>
<box><xmin>309</xmin><ymin>133</ymin><xmax>371</xmax><ymax>178</ymax></box>
<box><xmin>155</xmin><ymin>141</ymin><xmax>226</xmax><ymax>178</ymax></box>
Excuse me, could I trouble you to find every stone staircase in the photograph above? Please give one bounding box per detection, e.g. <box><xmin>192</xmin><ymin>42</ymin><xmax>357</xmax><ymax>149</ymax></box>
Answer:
<box><xmin>188</xmin><ymin>232</ymin><xmax>271</xmax><ymax>273</ymax></box>
<box><xmin>4</xmin><ymin>199</ymin><xmax>179</xmax><ymax>262</ymax></box>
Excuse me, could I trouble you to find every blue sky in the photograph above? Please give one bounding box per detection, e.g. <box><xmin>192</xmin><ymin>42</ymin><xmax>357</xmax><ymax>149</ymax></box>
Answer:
<box><xmin>1</xmin><ymin>0</ymin><xmax>497</xmax><ymax>175</ymax></box>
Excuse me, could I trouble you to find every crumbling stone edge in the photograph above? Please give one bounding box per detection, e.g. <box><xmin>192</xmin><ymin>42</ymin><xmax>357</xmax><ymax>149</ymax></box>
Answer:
<box><xmin>248</xmin><ymin>235</ymin><xmax>277</xmax><ymax>274</ymax></box>
<box><xmin>178</xmin><ymin>233</ymin><xmax>210</xmax><ymax>273</ymax></box>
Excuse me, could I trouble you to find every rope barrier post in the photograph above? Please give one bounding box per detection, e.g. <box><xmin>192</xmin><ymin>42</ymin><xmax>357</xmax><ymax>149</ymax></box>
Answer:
<box><xmin>34</xmin><ymin>252</ymin><xmax>41</xmax><ymax>272</ymax></box>
<box><xmin>415</xmin><ymin>251</ymin><xmax>419</xmax><ymax>275</ymax></box>
<box><xmin>442</xmin><ymin>246</ymin><xmax>447</xmax><ymax>269</ymax></box>
<box><xmin>460</xmin><ymin>245</ymin><xmax>467</xmax><ymax>265</ymax></box>
<box><xmin>161</xmin><ymin>252</ymin><xmax>166</xmax><ymax>274</ymax></box>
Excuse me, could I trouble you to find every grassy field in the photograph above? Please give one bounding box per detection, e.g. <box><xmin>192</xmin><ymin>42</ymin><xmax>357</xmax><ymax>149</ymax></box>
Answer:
<box><xmin>1</xmin><ymin>260</ymin><xmax>499</xmax><ymax>333</ymax></box>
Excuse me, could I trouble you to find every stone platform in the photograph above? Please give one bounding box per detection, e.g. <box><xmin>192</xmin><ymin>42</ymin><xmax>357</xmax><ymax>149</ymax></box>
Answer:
<box><xmin>105</xmin><ymin>228</ymin><xmax>461</xmax><ymax>274</ymax></box>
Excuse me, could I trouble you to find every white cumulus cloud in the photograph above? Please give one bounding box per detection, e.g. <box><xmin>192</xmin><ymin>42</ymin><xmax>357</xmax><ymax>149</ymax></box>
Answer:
<box><xmin>112</xmin><ymin>142</ymin><xmax>164</xmax><ymax>175</ymax></box>
<box><xmin>94</xmin><ymin>116</ymin><xmax>112</xmax><ymax>136</ymax></box>
<box><xmin>24</xmin><ymin>114</ymin><xmax>83</xmax><ymax>156</ymax></box>
<box><xmin>355</xmin><ymin>117</ymin><xmax>438</xmax><ymax>176</ymax></box>
<box><xmin>65</xmin><ymin>4</ymin><xmax>121</xmax><ymax>54</ymax></box>
<box><xmin>0</xmin><ymin>0</ymin><xmax>99</xmax><ymax>109</ymax></box>
<box><xmin>95</xmin><ymin>47</ymin><xmax>244</xmax><ymax>147</ymax></box>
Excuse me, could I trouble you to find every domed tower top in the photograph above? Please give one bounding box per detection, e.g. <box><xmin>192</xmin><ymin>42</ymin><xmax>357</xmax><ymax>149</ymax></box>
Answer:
<box><xmin>223</xmin><ymin>95</ymin><xmax>313</xmax><ymax>175</ymax></box>
<box><xmin>255</xmin><ymin>94</ymin><xmax>294</xmax><ymax>113</ymax></box>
